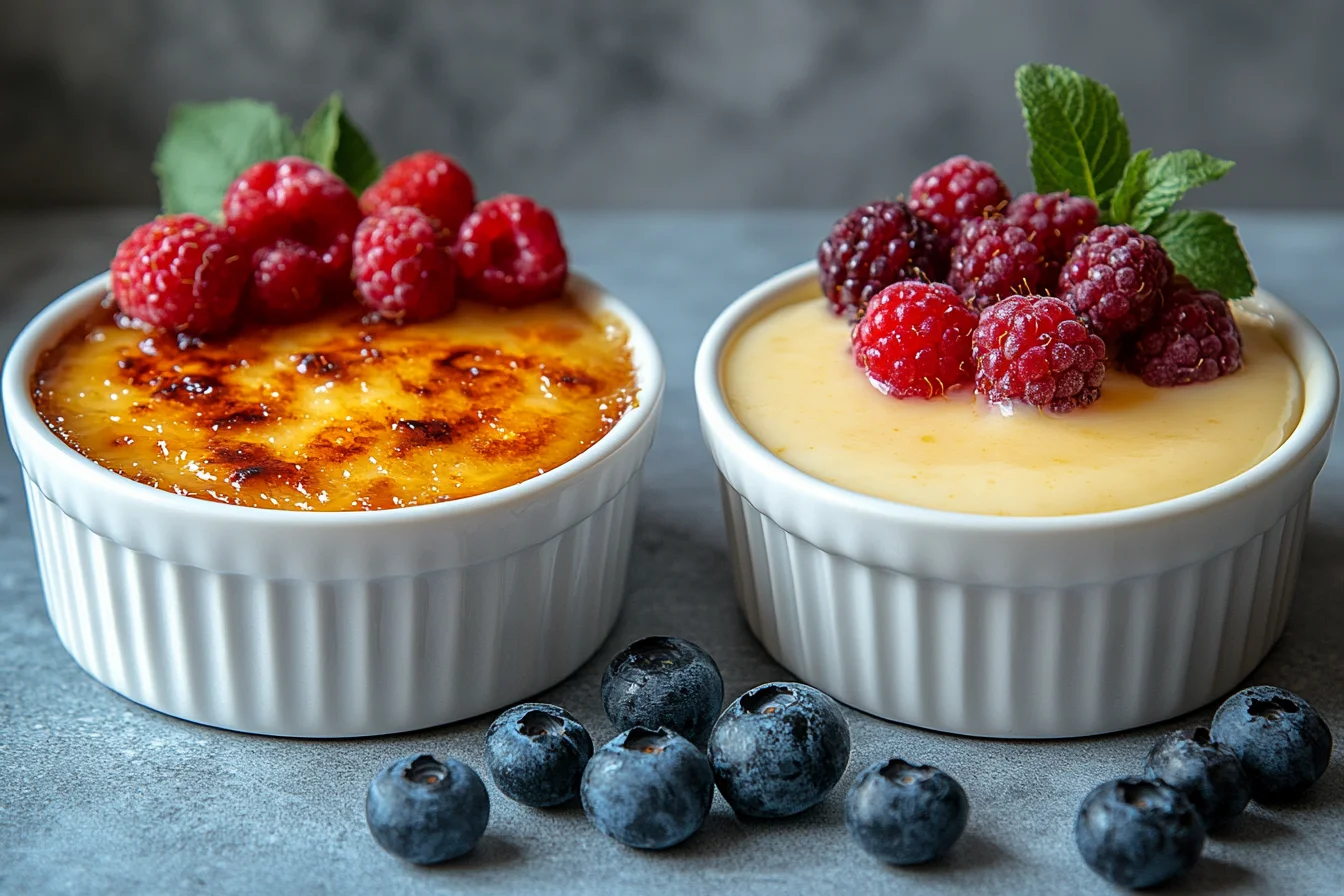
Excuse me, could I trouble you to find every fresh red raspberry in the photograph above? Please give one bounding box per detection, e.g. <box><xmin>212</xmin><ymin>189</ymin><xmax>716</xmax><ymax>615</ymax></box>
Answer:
<box><xmin>455</xmin><ymin>194</ymin><xmax>569</xmax><ymax>307</ymax></box>
<box><xmin>246</xmin><ymin>240</ymin><xmax>327</xmax><ymax>323</ymax></box>
<box><xmin>352</xmin><ymin>206</ymin><xmax>457</xmax><ymax>321</ymax></box>
<box><xmin>973</xmin><ymin>295</ymin><xmax>1107</xmax><ymax>413</ymax></box>
<box><xmin>817</xmin><ymin>200</ymin><xmax>945</xmax><ymax>317</ymax></box>
<box><xmin>223</xmin><ymin>157</ymin><xmax>363</xmax><ymax>283</ymax></box>
<box><xmin>948</xmin><ymin>216</ymin><xmax>1045</xmax><ymax>309</ymax></box>
<box><xmin>1121</xmin><ymin>278</ymin><xmax>1243</xmax><ymax>386</ymax></box>
<box><xmin>908</xmin><ymin>155</ymin><xmax>1011</xmax><ymax>245</ymax></box>
<box><xmin>1058</xmin><ymin>225</ymin><xmax>1173</xmax><ymax>341</ymax></box>
<box><xmin>852</xmin><ymin>281</ymin><xmax>978</xmax><ymax>399</ymax></box>
<box><xmin>110</xmin><ymin>214</ymin><xmax>247</xmax><ymax>334</ymax></box>
<box><xmin>360</xmin><ymin>150</ymin><xmax>476</xmax><ymax>234</ymax></box>
<box><xmin>1003</xmin><ymin>191</ymin><xmax>1098</xmax><ymax>279</ymax></box>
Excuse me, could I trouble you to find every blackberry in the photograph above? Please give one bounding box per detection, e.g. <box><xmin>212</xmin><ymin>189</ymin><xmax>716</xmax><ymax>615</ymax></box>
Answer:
<box><xmin>948</xmin><ymin>216</ymin><xmax>1045</xmax><ymax>308</ymax></box>
<box><xmin>1121</xmin><ymin>278</ymin><xmax>1242</xmax><ymax>386</ymax></box>
<box><xmin>817</xmin><ymin>200</ymin><xmax>944</xmax><ymax>317</ymax></box>
<box><xmin>1058</xmin><ymin>225</ymin><xmax>1172</xmax><ymax>340</ymax></box>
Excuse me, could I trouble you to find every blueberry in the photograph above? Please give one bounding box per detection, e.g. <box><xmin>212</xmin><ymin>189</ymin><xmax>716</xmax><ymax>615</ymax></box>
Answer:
<box><xmin>1143</xmin><ymin>727</ymin><xmax>1250</xmax><ymax>830</ymax></box>
<box><xmin>845</xmin><ymin>758</ymin><xmax>969</xmax><ymax>865</ymax></box>
<box><xmin>580</xmin><ymin>726</ymin><xmax>714</xmax><ymax>849</ymax></box>
<box><xmin>365</xmin><ymin>754</ymin><xmax>490</xmax><ymax>864</ymax></box>
<box><xmin>1074</xmin><ymin>777</ymin><xmax>1205</xmax><ymax>889</ymax></box>
<box><xmin>484</xmin><ymin>703</ymin><xmax>593</xmax><ymax>808</ymax></box>
<box><xmin>1211</xmin><ymin>685</ymin><xmax>1332</xmax><ymax>802</ymax></box>
<box><xmin>707</xmin><ymin>681</ymin><xmax>851</xmax><ymax>818</ymax></box>
<box><xmin>601</xmin><ymin>636</ymin><xmax>724</xmax><ymax>746</ymax></box>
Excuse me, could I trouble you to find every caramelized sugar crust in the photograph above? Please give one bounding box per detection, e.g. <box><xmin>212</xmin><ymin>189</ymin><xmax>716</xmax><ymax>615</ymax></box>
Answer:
<box><xmin>33</xmin><ymin>294</ymin><xmax>637</xmax><ymax>511</ymax></box>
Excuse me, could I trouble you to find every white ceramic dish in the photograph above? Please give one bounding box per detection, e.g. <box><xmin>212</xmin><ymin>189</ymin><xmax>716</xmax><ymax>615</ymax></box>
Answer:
<box><xmin>4</xmin><ymin>272</ymin><xmax>664</xmax><ymax>737</ymax></box>
<box><xmin>696</xmin><ymin>261</ymin><xmax>1337</xmax><ymax>738</ymax></box>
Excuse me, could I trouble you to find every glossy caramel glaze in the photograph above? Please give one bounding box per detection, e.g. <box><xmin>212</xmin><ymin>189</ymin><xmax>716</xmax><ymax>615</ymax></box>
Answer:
<box><xmin>33</xmin><ymin>293</ymin><xmax>637</xmax><ymax>510</ymax></box>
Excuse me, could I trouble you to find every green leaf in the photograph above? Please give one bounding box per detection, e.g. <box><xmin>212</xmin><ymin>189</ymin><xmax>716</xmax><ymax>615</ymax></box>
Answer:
<box><xmin>1149</xmin><ymin>210</ymin><xmax>1256</xmax><ymax>299</ymax></box>
<box><xmin>1015</xmin><ymin>63</ymin><xmax>1131</xmax><ymax>202</ymax></box>
<box><xmin>299</xmin><ymin>93</ymin><xmax>343</xmax><ymax>170</ymax></box>
<box><xmin>1127</xmin><ymin>150</ymin><xmax>1233</xmax><ymax>230</ymax></box>
<box><xmin>153</xmin><ymin>100</ymin><xmax>300</xmax><ymax>218</ymax></box>
<box><xmin>332</xmin><ymin>108</ymin><xmax>381</xmax><ymax>193</ymax></box>
<box><xmin>1108</xmin><ymin>149</ymin><xmax>1152</xmax><ymax>224</ymax></box>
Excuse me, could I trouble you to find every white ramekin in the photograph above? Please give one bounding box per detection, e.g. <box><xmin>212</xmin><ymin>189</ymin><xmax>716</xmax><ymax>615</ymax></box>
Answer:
<box><xmin>696</xmin><ymin>261</ymin><xmax>1337</xmax><ymax>738</ymax></box>
<box><xmin>4</xmin><ymin>272</ymin><xmax>664</xmax><ymax>737</ymax></box>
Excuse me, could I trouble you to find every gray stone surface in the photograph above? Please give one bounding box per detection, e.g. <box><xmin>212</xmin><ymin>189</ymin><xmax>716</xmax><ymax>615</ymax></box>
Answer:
<box><xmin>0</xmin><ymin>210</ymin><xmax>1341</xmax><ymax>894</ymax></box>
<box><xmin>4</xmin><ymin>0</ymin><xmax>1344</xmax><ymax>209</ymax></box>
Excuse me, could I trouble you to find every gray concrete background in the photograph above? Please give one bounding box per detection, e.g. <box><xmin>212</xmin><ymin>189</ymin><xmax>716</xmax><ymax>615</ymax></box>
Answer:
<box><xmin>3</xmin><ymin>0</ymin><xmax>1343</xmax><ymax>209</ymax></box>
<box><xmin>0</xmin><ymin>209</ymin><xmax>1341</xmax><ymax>894</ymax></box>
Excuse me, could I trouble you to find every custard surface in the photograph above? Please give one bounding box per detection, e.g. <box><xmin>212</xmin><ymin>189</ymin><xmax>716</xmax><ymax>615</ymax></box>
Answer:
<box><xmin>724</xmin><ymin>297</ymin><xmax>1302</xmax><ymax>516</ymax></box>
<box><xmin>34</xmin><ymin>295</ymin><xmax>636</xmax><ymax>511</ymax></box>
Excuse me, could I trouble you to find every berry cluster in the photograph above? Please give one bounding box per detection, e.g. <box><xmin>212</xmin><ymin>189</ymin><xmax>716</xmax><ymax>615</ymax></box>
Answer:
<box><xmin>111</xmin><ymin>152</ymin><xmax>568</xmax><ymax>335</ymax></box>
<box><xmin>365</xmin><ymin>636</ymin><xmax>966</xmax><ymax>867</ymax></box>
<box><xmin>1076</xmin><ymin>685</ymin><xmax>1331</xmax><ymax>888</ymax></box>
<box><xmin>824</xmin><ymin>154</ymin><xmax>1246</xmax><ymax>413</ymax></box>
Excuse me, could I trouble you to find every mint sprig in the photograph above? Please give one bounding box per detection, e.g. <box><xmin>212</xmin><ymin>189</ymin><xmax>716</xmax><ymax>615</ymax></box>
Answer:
<box><xmin>154</xmin><ymin>92</ymin><xmax>382</xmax><ymax>219</ymax></box>
<box><xmin>1016</xmin><ymin>64</ymin><xmax>1255</xmax><ymax>298</ymax></box>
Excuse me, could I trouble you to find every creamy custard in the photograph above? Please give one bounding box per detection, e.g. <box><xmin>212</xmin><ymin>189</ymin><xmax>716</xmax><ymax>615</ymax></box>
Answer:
<box><xmin>34</xmin><ymin>295</ymin><xmax>637</xmax><ymax>511</ymax></box>
<box><xmin>724</xmin><ymin>297</ymin><xmax>1302</xmax><ymax>516</ymax></box>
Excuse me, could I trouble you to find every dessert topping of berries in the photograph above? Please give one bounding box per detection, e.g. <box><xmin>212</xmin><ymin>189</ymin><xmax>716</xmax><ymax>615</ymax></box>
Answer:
<box><xmin>361</xmin><ymin>150</ymin><xmax>476</xmax><ymax>235</ymax></box>
<box><xmin>353</xmin><ymin>206</ymin><xmax>457</xmax><ymax>322</ymax></box>
<box><xmin>1003</xmin><ymin>191</ymin><xmax>1098</xmax><ymax>287</ymax></box>
<box><xmin>817</xmin><ymin>200</ymin><xmax>945</xmax><ymax>317</ymax></box>
<box><xmin>948</xmin><ymin>216</ymin><xmax>1045</xmax><ymax>308</ymax></box>
<box><xmin>455</xmin><ymin>194</ymin><xmax>569</xmax><ymax>307</ymax></box>
<box><xmin>852</xmin><ymin>281</ymin><xmax>978</xmax><ymax>399</ymax></box>
<box><xmin>973</xmin><ymin>295</ymin><xmax>1106</xmax><ymax>413</ymax></box>
<box><xmin>1121</xmin><ymin>278</ymin><xmax>1242</xmax><ymax>386</ymax></box>
<box><xmin>246</xmin><ymin>239</ymin><xmax>328</xmax><ymax>323</ymax></box>
<box><xmin>110</xmin><ymin>214</ymin><xmax>248</xmax><ymax>335</ymax></box>
<box><xmin>1058</xmin><ymin>224</ymin><xmax>1172</xmax><ymax>341</ymax></box>
<box><xmin>908</xmin><ymin>155</ymin><xmax>1011</xmax><ymax>245</ymax></box>
<box><xmin>222</xmin><ymin>157</ymin><xmax>364</xmax><ymax>285</ymax></box>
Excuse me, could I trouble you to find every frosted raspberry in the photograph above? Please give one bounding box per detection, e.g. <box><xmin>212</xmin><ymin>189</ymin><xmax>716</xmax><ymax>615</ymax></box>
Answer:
<box><xmin>352</xmin><ymin>206</ymin><xmax>457</xmax><ymax>322</ymax></box>
<box><xmin>817</xmin><ymin>200</ymin><xmax>945</xmax><ymax>317</ymax></box>
<box><xmin>1059</xmin><ymin>225</ymin><xmax>1173</xmax><ymax>341</ymax></box>
<box><xmin>973</xmin><ymin>295</ymin><xmax>1107</xmax><ymax>413</ymax></box>
<box><xmin>852</xmin><ymin>281</ymin><xmax>979</xmax><ymax>398</ymax></box>
<box><xmin>1003</xmin><ymin>191</ymin><xmax>1099</xmax><ymax>289</ymax></box>
<box><xmin>455</xmin><ymin>195</ymin><xmax>568</xmax><ymax>307</ymax></box>
<box><xmin>110</xmin><ymin>214</ymin><xmax>247</xmax><ymax>334</ymax></box>
<box><xmin>361</xmin><ymin>150</ymin><xmax>476</xmax><ymax>234</ymax></box>
<box><xmin>223</xmin><ymin>157</ymin><xmax>363</xmax><ymax>282</ymax></box>
<box><xmin>908</xmin><ymin>155</ymin><xmax>1011</xmax><ymax>244</ymax></box>
<box><xmin>1122</xmin><ymin>278</ymin><xmax>1243</xmax><ymax>386</ymax></box>
<box><xmin>948</xmin><ymin>217</ymin><xmax>1045</xmax><ymax>309</ymax></box>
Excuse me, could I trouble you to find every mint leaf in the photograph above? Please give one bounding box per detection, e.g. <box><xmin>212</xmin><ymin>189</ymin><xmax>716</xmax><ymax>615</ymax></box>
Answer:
<box><xmin>1015</xmin><ymin>64</ymin><xmax>1130</xmax><ymax>202</ymax></box>
<box><xmin>1127</xmin><ymin>150</ymin><xmax>1233</xmax><ymax>230</ymax></box>
<box><xmin>154</xmin><ymin>100</ymin><xmax>300</xmax><ymax>218</ymax></box>
<box><xmin>1108</xmin><ymin>149</ymin><xmax>1151</xmax><ymax>224</ymax></box>
<box><xmin>299</xmin><ymin>94</ymin><xmax>342</xmax><ymax>170</ymax></box>
<box><xmin>1149</xmin><ymin>210</ymin><xmax>1256</xmax><ymax>299</ymax></box>
<box><xmin>332</xmin><ymin>107</ymin><xmax>381</xmax><ymax>193</ymax></box>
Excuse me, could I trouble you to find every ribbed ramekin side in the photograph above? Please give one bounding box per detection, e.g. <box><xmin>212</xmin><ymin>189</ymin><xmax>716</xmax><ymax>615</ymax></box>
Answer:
<box><xmin>24</xmin><ymin>477</ymin><xmax>641</xmax><ymax>737</ymax></box>
<box><xmin>720</xmin><ymin>477</ymin><xmax>1311</xmax><ymax>738</ymax></box>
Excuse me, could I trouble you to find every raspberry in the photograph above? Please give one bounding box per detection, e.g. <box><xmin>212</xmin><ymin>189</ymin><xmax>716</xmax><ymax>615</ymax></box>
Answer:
<box><xmin>852</xmin><ymin>281</ymin><xmax>978</xmax><ymax>399</ymax></box>
<box><xmin>908</xmin><ymin>155</ymin><xmax>1011</xmax><ymax>244</ymax></box>
<box><xmin>1003</xmin><ymin>191</ymin><xmax>1099</xmax><ymax>287</ymax></box>
<box><xmin>948</xmin><ymin>216</ymin><xmax>1045</xmax><ymax>309</ymax></box>
<box><xmin>352</xmin><ymin>206</ymin><xmax>457</xmax><ymax>321</ymax></box>
<box><xmin>455</xmin><ymin>194</ymin><xmax>568</xmax><ymax>307</ymax></box>
<box><xmin>817</xmin><ymin>200</ymin><xmax>945</xmax><ymax>316</ymax></box>
<box><xmin>1059</xmin><ymin>225</ymin><xmax>1172</xmax><ymax>341</ymax></box>
<box><xmin>246</xmin><ymin>240</ymin><xmax>327</xmax><ymax>323</ymax></box>
<box><xmin>973</xmin><ymin>295</ymin><xmax>1107</xmax><ymax>413</ymax></box>
<box><xmin>110</xmin><ymin>214</ymin><xmax>247</xmax><ymax>334</ymax></box>
<box><xmin>223</xmin><ymin>157</ymin><xmax>363</xmax><ymax>283</ymax></box>
<box><xmin>1121</xmin><ymin>278</ymin><xmax>1243</xmax><ymax>386</ymax></box>
<box><xmin>360</xmin><ymin>150</ymin><xmax>476</xmax><ymax>234</ymax></box>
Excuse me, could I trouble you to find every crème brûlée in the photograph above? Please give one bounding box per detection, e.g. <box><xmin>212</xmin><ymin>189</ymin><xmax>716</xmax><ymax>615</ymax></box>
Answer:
<box><xmin>724</xmin><ymin>296</ymin><xmax>1303</xmax><ymax>517</ymax></box>
<box><xmin>33</xmin><ymin>295</ymin><xmax>637</xmax><ymax>511</ymax></box>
